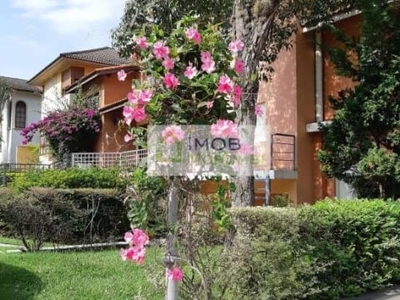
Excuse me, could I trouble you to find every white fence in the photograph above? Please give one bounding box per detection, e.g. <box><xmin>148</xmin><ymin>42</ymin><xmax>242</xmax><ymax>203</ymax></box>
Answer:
<box><xmin>71</xmin><ymin>149</ymin><xmax>147</xmax><ymax>169</ymax></box>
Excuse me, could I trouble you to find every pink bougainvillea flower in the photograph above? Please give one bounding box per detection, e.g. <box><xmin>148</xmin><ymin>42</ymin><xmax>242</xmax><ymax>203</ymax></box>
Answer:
<box><xmin>167</xmin><ymin>267</ymin><xmax>184</xmax><ymax>282</ymax></box>
<box><xmin>232</xmin><ymin>85</ymin><xmax>242</xmax><ymax>106</ymax></box>
<box><xmin>217</xmin><ymin>75</ymin><xmax>233</xmax><ymax>94</ymax></box>
<box><xmin>153</xmin><ymin>41</ymin><xmax>170</xmax><ymax>59</ymax></box>
<box><xmin>255</xmin><ymin>104</ymin><xmax>263</xmax><ymax>117</ymax></box>
<box><xmin>135</xmin><ymin>36</ymin><xmax>148</xmax><ymax>49</ymax></box>
<box><xmin>206</xmin><ymin>101</ymin><xmax>213</xmax><ymax>109</ymax></box>
<box><xmin>228</xmin><ymin>39</ymin><xmax>244</xmax><ymax>53</ymax></box>
<box><xmin>185</xmin><ymin>27</ymin><xmax>201</xmax><ymax>44</ymax></box>
<box><xmin>162</xmin><ymin>125</ymin><xmax>185</xmax><ymax>144</ymax></box>
<box><xmin>234</xmin><ymin>59</ymin><xmax>245</xmax><ymax>73</ymax></box>
<box><xmin>200</xmin><ymin>51</ymin><xmax>216</xmax><ymax>74</ymax></box>
<box><xmin>184</xmin><ymin>65</ymin><xmax>198</xmax><ymax>79</ymax></box>
<box><xmin>163</xmin><ymin>73</ymin><xmax>179</xmax><ymax>89</ymax></box>
<box><xmin>86</xmin><ymin>108</ymin><xmax>95</xmax><ymax>117</ymax></box>
<box><xmin>124</xmin><ymin>134</ymin><xmax>133</xmax><ymax>143</ymax></box>
<box><xmin>211</xmin><ymin>119</ymin><xmax>239</xmax><ymax>138</ymax></box>
<box><xmin>117</xmin><ymin>69</ymin><xmax>127</xmax><ymax>81</ymax></box>
<box><xmin>162</xmin><ymin>57</ymin><xmax>175</xmax><ymax>70</ymax></box>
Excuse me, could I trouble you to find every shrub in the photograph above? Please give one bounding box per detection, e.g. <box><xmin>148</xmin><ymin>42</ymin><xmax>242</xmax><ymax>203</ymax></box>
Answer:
<box><xmin>298</xmin><ymin>199</ymin><xmax>400</xmax><ymax>299</ymax></box>
<box><xmin>226</xmin><ymin>207</ymin><xmax>324</xmax><ymax>300</ymax></box>
<box><xmin>0</xmin><ymin>188</ymin><xmax>129</xmax><ymax>250</ymax></box>
<box><xmin>225</xmin><ymin>200</ymin><xmax>400</xmax><ymax>299</ymax></box>
<box><xmin>10</xmin><ymin>167</ymin><xmax>127</xmax><ymax>190</ymax></box>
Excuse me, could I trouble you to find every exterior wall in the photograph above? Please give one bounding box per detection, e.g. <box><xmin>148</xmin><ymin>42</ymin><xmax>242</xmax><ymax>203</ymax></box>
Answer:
<box><xmin>296</xmin><ymin>30</ymin><xmax>320</xmax><ymax>204</ymax></box>
<box><xmin>41</xmin><ymin>64</ymin><xmax>99</xmax><ymax>117</ymax></box>
<box><xmin>257</xmin><ymin>39</ymin><xmax>298</xmax><ymax>171</ymax></box>
<box><xmin>94</xmin><ymin>109</ymin><xmax>136</xmax><ymax>153</ymax></box>
<box><xmin>16</xmin><ymin>145</ymin><xmax>39</xmax><ymax>163</ymax></box>
<box><xmin>0</xmin><ymin>90</ymin><xmax>41</xmax><ymax>163</ymax></box>
<box><xmin>322</xmin><ymin>15</ymin><xmax>362</xmax><ymax>120</ymax></box>
<box><xmin>101</xmin><ymin>72</ymin><xmax>140</xmax><ymax>107</ymax></box>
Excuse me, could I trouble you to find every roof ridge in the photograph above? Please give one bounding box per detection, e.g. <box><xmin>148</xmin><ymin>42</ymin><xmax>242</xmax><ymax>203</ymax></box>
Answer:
<box><xmin>60</xmin><ymin>46</ymin><xmax>111</xmax><ymax>57</ymax></box>
<box><xmin>0</xmin><ymin>75</ymin><xmax>29</xmax><ymax>82</ymax></box>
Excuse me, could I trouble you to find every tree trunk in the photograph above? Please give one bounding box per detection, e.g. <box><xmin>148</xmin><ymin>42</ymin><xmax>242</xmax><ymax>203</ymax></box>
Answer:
<box><xmin>231</xmin><ymin>0</ymin><xmax>280</xmax><ymax>206</ymax></box>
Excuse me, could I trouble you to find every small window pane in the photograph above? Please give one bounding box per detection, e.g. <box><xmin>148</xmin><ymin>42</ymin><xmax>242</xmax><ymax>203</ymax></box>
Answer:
<box><xmin>15</xmin><ymin>101</ymin><xmax>26</xmax><ymax>128</ymax></box>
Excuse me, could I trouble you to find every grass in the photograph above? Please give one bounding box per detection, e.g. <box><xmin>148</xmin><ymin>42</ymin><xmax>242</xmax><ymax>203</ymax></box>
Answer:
<box><xmin>0</xmin><ymin>246</ymin><xmax>165</xmax><ymax>300</ymax></box>
<box><xmin>0</xmin><ymin>236</ymin><xmax>23</xmax><ymax>245</ymax></box>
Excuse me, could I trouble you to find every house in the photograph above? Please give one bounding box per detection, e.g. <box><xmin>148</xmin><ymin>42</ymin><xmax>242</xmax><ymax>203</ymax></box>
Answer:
<box><xmin>0</xmin><ymin>76</ymin><xmax>42</xmax><ymax>164</ymax></box>
<box><xmin>27</xmin><ymin>47</ymin><xmax>131</xmax><ymax>163</ymax></box>
<box><xmin>253</xmin><ymin>11</ymin><xmax>362</xmax><ymax>205</ymax></box>
<box><xmin>64</xmin><ymin>64</ymin><xmax>142</xmax><ymax>153</ymax></box>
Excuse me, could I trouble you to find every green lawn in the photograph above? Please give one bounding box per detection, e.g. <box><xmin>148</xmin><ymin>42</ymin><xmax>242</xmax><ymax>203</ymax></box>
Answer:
<box><xmin>0</xmin><ymin>247</ymin><xmax>164</xmax><ymax>300</ymax></box>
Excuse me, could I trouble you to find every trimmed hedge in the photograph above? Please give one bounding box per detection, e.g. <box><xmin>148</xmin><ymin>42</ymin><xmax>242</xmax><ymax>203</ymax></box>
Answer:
<box><xmin>228</xmin><ymin>199</ymin><xmax>400</xmax><ymax>299</ymax></box>
<box><xmin>0</xmin><ymin>188</ymin><xmax>129</xmax><ymax>250</ymax></box>
<box><xmin>9</xmin><ymin>167</ymin><xmax>127</xmax><ymax>190</ymax></box>
<box><xmin>299</xmin><ymin>199</ymin><xmax>400</xmax><ymax>299</ymax></box>
<box><xmin>227</xmin><ymin>207</ymin><xmax>324</xmax><ymax>300</ymax></box>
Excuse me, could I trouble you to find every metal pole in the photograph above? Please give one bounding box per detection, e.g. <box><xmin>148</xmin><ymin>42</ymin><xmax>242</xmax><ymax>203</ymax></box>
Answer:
<box><xmin>2</xmin><ymin>164</ymin><xmax>7</xmax><ymax>187</ymax></box>
<box><xmin>165</xmin><ymin>178</ymin><xmax>179</xmax><ymax>300</ymax></box>
<box><xmin>265</xmin><ymin>175</ymin><xmax>271</xmax><ymax>206</ymax></box>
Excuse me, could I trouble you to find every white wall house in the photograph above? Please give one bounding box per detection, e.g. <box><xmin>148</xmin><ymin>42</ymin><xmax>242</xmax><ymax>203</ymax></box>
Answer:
<box><xmin>0</xmin><ymin>76</ymin><xmax>42</xmax><ymax>164</ymax></box>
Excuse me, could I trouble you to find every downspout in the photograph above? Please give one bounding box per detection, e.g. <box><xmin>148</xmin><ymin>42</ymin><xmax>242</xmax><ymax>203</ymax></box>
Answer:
<box><xmin>7</xmin><ymin>98</ymin><xmax>15</xmax><ymax>163</ymax></box>
<box><xmin>3</xmin><ymin>95</ymin><xmax>11</xmax><ymax>163</ymax></box>
<box><xmin>315</xmin><ymin>30</ymin><xmax>323</xmax><ymax>122</ymax></box>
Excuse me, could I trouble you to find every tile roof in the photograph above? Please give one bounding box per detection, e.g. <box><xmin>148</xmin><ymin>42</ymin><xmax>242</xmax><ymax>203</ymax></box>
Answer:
<box><xmin>28</xmin><ymin>47</ymin><xmax>131</xmax><ymax>85</ymax></box>
<box><xmin>0</xmin><ymin>76</ymin><xmax>42</xmax><ymax>93</ymax></box>
<box><xmin>60</xmin><ymin>47</ymin><xmax>131</xmax><ymax>65</ymax></box>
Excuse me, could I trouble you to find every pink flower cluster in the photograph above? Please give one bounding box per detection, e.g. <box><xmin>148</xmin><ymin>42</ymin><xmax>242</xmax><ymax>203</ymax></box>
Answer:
<box><xmin>132</xmin><ymin>33</ymin><xmax>245</xmax><ymax>102</ymax></box>
<box><xmin>167</xmin><ymin>267</ymin><xmax>184</xmax><ymax>282</ymax></box>
<box><xmin>217</xmin><ymin>75</ymin><xmax>243</xmax><ymax>107</ymax></box>
<box><xmin>162</xmin><ymin>125</ymin><xmax>185</xmax><ymax>144</ymax></box>
<box><xmin>123</xmin><ymin>88</ymin><xmax>152</xmax><ymax>127</ymax></box>
<box><xmin>120</xmin><ymin>228</ymin><xmax>150</xmax><ymax>265</ymax></box>
<box><xmin>123</xmin><ymin>88</ymin><xmax>153</xmax><ymax>141</ymax></box>
<box><xmin>200</xmin><ymin>51</ymin><xmax>216</xmax><ymax>74</ymax></box>
<box><xmin>211</xmin><ymin>119</ymin><xmax>239</xmax><ymax>138</ymax></box>
<box><xmin>185</xmin><ymin>27</ymin><xmax>201</xmax><ymax>44</ymax></box>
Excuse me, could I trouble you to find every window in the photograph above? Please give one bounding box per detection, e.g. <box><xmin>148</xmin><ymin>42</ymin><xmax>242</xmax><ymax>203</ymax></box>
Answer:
<box><xmin>15</xmin><ymin>101</ymin><xmax>26</xmax><ymax>128</ymax></box>
<box><xmin>86</xmin><ymin>92</ymin><xmax>100</xmax><ymax>109</ymax></box>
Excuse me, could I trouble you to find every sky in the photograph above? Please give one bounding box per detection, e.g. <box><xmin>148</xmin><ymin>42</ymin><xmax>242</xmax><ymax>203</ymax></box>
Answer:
<box><xmin>0</xmin><ymin>0</ymin><xmax>127</xmax><ymax>80</ymax></box>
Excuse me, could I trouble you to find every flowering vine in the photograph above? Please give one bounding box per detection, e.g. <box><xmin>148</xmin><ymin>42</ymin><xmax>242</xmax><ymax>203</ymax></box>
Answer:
<box><xmin>21</xmin><ymin>103</ymin><xmax>100</xmax><ymax>162</ymax></box>
<box><xmin>119</xmin><ymin>16</ymin><xmax>250</xmax><ymax>290</ymax></box>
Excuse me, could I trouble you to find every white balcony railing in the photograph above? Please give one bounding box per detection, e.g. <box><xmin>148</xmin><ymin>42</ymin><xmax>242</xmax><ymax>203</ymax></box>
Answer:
<box><xmin>71</xmin><ymin>149</ymin><xmax>147</xmax><ymax>169</ymax></box>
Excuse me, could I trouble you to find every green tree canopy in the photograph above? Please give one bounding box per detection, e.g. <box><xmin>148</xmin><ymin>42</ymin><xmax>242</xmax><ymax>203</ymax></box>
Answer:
<box><xmin>318</xmin><ymin>0</ymin><xmax>400</xmax><ymax>199</ymax></box>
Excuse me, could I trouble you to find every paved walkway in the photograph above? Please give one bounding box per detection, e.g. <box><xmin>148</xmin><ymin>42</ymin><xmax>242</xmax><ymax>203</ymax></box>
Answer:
<box><xmin>343</xmin><ymin>286</ymin><xmax>400</xmax><ymax>300</ymax></box>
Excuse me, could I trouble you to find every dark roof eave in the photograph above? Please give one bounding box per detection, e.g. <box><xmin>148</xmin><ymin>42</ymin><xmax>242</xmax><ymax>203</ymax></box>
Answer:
<box><xmin>65</xmin><ymin>65</ymin><xmax>139</xmax><ymax>94</ymax></box>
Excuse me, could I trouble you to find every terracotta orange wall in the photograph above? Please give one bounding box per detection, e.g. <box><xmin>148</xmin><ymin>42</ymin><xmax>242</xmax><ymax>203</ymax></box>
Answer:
<box><xmin>94</xmin><ymin>109</ymin><xmax>136</xmax><ymax>153</ymax></box>
<box><xmin>102</xmin><ymin>72</ymin><xmax>140</xmax><ymax>107</ymax></box>
<box><xmin>271</xmin><ymin>179</ymin><xmax>297</xmax><ymax>205</ymax></box>
<box><xmin>323</xmin><ymin>15</ymin><xmax>362</xmax><ymax>120</ymax></box>
<box><xmin>295</xmin><ymin>29</ymin><xmax>318</xmax><ymax>205</ymax></box>
<box><xmin>258</xmin><ymin>34</ymin><xmax>298</xmax><ymax>170</ymax></box>
<box><xmin>312</xmin><ymin>133</ymin><xmax>336</xmax><ymax>201</ymax></box>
